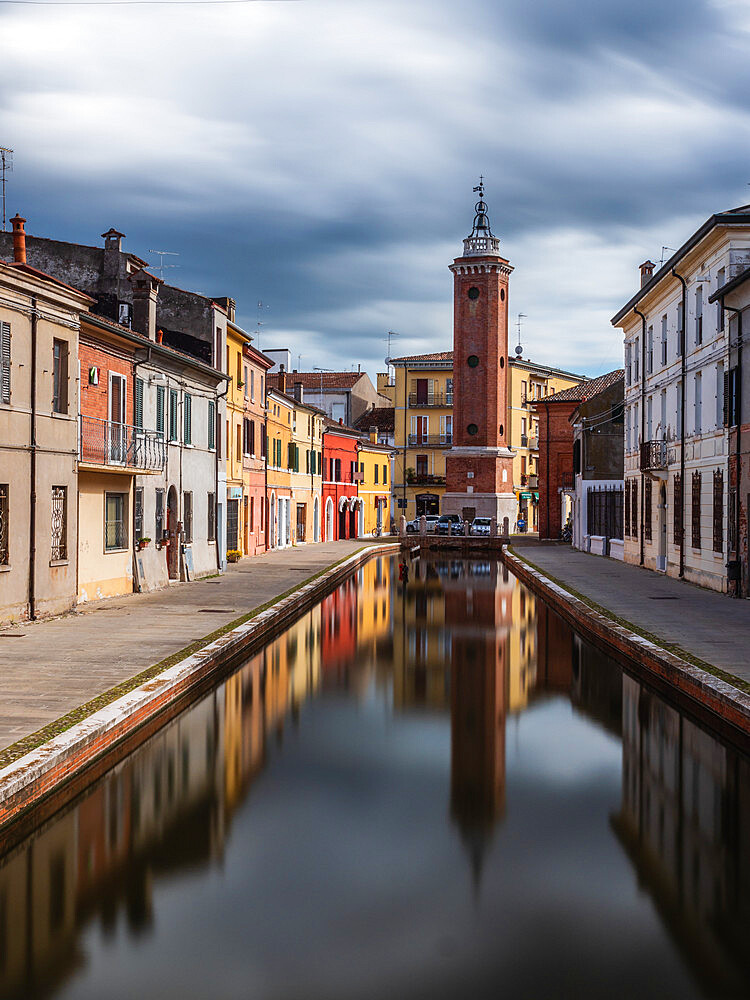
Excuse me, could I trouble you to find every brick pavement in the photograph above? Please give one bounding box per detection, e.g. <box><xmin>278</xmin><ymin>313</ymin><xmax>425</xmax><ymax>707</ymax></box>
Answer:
<box><xmin>512</xmin><ymin>542</ymin><xmax>750</xmax><ymax>684</ymax></box>
<box><xmin>0</xmin><ymin>540</ymin><xmax>369</xmax><ymax>751</ymax></box>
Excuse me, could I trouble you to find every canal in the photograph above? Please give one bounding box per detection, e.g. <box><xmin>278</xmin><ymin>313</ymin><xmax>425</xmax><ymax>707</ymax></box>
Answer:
<box><xmin>0</xmin><ymin>554</ymin><xmax>748</xmax><ymax>999</ymax></box>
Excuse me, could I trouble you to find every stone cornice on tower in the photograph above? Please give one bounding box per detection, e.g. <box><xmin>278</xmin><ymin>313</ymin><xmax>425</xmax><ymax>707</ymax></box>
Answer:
<box><xmin>450</xmin><ymin>259</ymin><xmax>513</xmax><ymax>276</ymax></box>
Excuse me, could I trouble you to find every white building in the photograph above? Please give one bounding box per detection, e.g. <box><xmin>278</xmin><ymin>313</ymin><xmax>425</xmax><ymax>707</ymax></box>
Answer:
<box><xmin>611</xmin><ymin>205</ymin><xmax>750</xmax><ymax>593</ymax></box>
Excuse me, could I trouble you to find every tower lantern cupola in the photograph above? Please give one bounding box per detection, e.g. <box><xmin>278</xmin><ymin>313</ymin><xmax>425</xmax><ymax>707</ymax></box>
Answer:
<box><xmin>462</xmin><ymin>178</ymin><xmax>502</xmax><ymax>257</ymax></box>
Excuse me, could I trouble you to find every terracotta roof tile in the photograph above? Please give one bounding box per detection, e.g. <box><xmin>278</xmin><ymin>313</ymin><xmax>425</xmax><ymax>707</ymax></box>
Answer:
<box><xmin>545</xmin><ymin>369</ymin><xmax>624</xmax><ymax>403</ymax></box>
<box><xmin>390</xmin><ymin>350</ymin><xmax>453</xmax><ymax>363</ymax></box>
<box><xmin>267</xmin><ymin>371</ymin><xmax>365</xmax><ymax>390</ymax></box>
<box><xmin>353</xmin><ymin>406</ymin><xmax>394</xmax><ymax>432</ymax></box>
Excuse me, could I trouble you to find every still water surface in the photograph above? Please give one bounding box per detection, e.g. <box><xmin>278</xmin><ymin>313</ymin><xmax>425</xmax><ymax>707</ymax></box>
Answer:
<box><xmin>1</xmin><ymin>555</ymin><xmax>748</xmax><ymax>999</ymax></box>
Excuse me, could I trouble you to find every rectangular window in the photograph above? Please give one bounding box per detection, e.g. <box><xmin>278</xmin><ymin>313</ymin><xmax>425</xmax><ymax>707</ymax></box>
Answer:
<box><xmin>647</xmin><ymin>326</ymin><xmax>653</xmax><ymax>374</ymax></box>
<box><xmin>625</xmin><ymin>344</ymin><xmax>631</xmax><ymax>387</ymax></box>
<box><xmin>677</xmin><ymin>302</ymin><xmax>684</xmax><ymax>356</ymax></box>
<box><xmin>673</xmin><ymin>474</ymin><xmax>683</xmax><ymax>546</ymax></box>
<box><xmin>244</xmin><ymin>365</ymin><xmax>249</xmax><ymax>399</ymax></box>
<box><xmin>694</xmin><ymin>371</ymin><xmax>702</xmax><ymax>435</ymax></box>
<box><xmin>251</xmin><ymin>369</ymin><xmax>255</xmax><ymax>402</ymax></box>
<box><xmin>52</xmin><ymin>339</ymin><xmax>69</xmax><ymax>413</ymax></box>
<box><xmin>207</xmin><ymin>491</ymin><xmax>216</xmax><ymax>542</ymax></box>
<box><xmin>51</xmin><ymin>486</ymin><xmax>67</xmax><ymax>560</ymax></box>
<box><xmin>677</xmin><ymin>381</ymin><xmax>683</xmax><ymax>436</ymax></box>
<box><xmin>644</xmin><ymin>478</ymin><xmax>652</xmax><ymax>542</ymax></box>
<box><xmin>105</xmin><ymin>492</ymin><xmax>127</xmax><ymax>551</ymax></box>
<box><xmin>729</xmin><ymin>487</ymin><xmax>737</xmax><ymax>553</ymax></box>
<box><xmin>695</xmin><ymin>285</ymin><xmax>703</xmax><ymax>345</ymax></box>
<box><xmin>250</xmin><ymin>495</ymin><xmax>255</xmax><ymax>531</ymax></box>
<box><xmin>624</xmin><ymin>480</ymin><xmax>631</xmax><ymax>537</ymax></box>
<box><xmin>661</xmin><ymin>314</ymin><xmax>667</xmax><ymax>366</ymax></box>
<box><xmin>335</xmin><ymin>458</ymin><xmax>341</xmax><ymax>482</ymax></box>
<box><xmin>236</xmin><ymin>352</ymin><xmax>242</xmax><ymax>389</ymax></box>
<box><xmin>183</xmin><ymin>491</ymin><xmax>193</xmax><ymax>543</ymax></box>
<box><xmin>155</xmin><ymin>488</ymin><xmax>165</xmax><ymax>541</ymax></box>
<box><xmin>716</xmin><ymin>362</ymin><xmax>724</xmax><ymax>429</ymax></box>
<box><xmin>236</xmin><ymin>423</ymin><xmax>242</xmax><ymax>463</ymax></box>
<box><xmin>134</xmin><ymin>377</ymin><xmax>144</xmax><ymax>430</ymax></box>
<box><xmin>261</xmin><ymin>423</ymin><xmax>266</xmax><ymax>459</ymax></box>
<box><xmin>0</xmin><ymin>484</ymin><xmax>7</xmax><ymax>564</ymax></box>
<box><xmin>521</xmin><ymin>380</ymin><xmax>528</xmax><ymax>402</ymax></box>
<box><xmin>134</xmin><ymin>486</ymin><xmax>144</xmax><ymax>541</ymax></box>
<box><xmin>691</xmin><ymin>472</ymin><xmax>701</xmax><ymax>549</ymax></box>
<box><xmin>0</xmin><ymin>322</ymin><xmax>10</xmax><ymax>404</ymax></box>
<box><xmin>631</xmin><ymin>480</ymin><xmax>637</xmax><ymax>538</ymax></box>
<box><xmin>183</xmin><ymin>393</ymin><xmax>192</xmax><ymax>445</ymax></box>
<box><xmin>208</xmin><ymin>399</ymin><xmax>216</xmax><ymax>449</ymax></box>
<box><xmin>156</xmin><ymin>385</ymin><xmax>165</xmax><ymax>439</ymax></box>
<box><xmin>646</xmin><ymin>396</ymin><xmax>652</xmax><ymax>440</ymax></box>
<box><xmin>716</xmin><ymin>268</ymin><xmax>725</xmax><ymax>331</ymax></box>
<box><xmin>249</xmin><ymin>419</ymin><xmax>255</xmax><ymax>456</ymax></box>
<box><xmin>169</xmin><ymin>389</ymin><xmax>178</xmax><ymax>442</ymax></box>
<box><xmin>713</xmin><ymin>470</ymin><xmax>723</xmax><ymax>553</ymax></box>
<box><xmin>374</xmin><ymin>464</ymin><xmax>379</xmax><ymax>484</ymax></box>
<box><xmin>383</xmin><ymin>464</ymin><xmax>388</xmax><ymax>484</ymax></box>
<box><xmin>724</xmin><ymin>366</ymin><xmax>739</xmax><ymax>426</ymax></box>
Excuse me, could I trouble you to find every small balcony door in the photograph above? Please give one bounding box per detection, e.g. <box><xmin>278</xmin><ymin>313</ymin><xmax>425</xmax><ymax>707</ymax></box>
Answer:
<box><xmin>411</xmin><ymin>415</ymin><xmax>428</xmax><ymax>444</ymax></box>
<box><xmin>109</xmin><ymin>373</ymin><xmax>127</xmax><ymax>464</ymax></box>
<box><xmin>416</xmin><ymin>379</ymin><xmax>429</xmax><ymax>405</ymax></box>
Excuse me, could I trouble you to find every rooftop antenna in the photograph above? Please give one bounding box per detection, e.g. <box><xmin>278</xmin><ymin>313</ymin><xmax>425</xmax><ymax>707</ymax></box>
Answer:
<box><xmin>660</xmin><ymin>246</ymin><xmax>676</xmax><ymax>267</ymax></box>
<box><xmin>515</xmin><ymin>313</ymin><xmax>526</xmax><ymax>358</ymax></box>
<box><xmin>314</xmin><ymin>366</ymin><xmax>334</xmax><ymax>414</ymax></box>
<box><xmin>148</xmin><ymin>249</ymin><xmax>179</xmax><ymax>280</ymax></box>
<box><xmin>385</xmin><ymin>329</ymin><xmax>400</xmax><ymax>366</ymax></box>
<box><xmin>256</xmin><ymin>300</ymin><xmax>270</xmax><ymax>345</ymax></box>
<box><xmin>0</xmin><ymin>147</ymin><xmax>13</xmax><ymax>233</ymax></box>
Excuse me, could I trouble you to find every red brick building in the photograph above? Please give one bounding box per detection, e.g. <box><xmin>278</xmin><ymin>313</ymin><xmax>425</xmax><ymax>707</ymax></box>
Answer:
<box><xmin>443</xmin><ymin>183</ymin><xmax>516</xmax><ymax>530</ymax></box>
<box><xmin>322</xmin><ymin>422</ymin><xmax>361</xmax><ymax>540</ymax></box>
<box><xmin>538</xmin><ymin>371</ymin><xmax>623</xmax><ymax>539</ymax></box>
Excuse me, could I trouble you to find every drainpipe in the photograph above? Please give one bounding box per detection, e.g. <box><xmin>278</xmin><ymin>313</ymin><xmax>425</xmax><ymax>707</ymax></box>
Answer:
<box><xmin>672</xmin><ymin>267</ymin><xmax>687</xmax><ymax>578</ymax></box>
<box><xmin>28</xmin><ymin>296</ymin><xmax>38</xmax><ymax>619</ymax></box>
<box><xmin>724</xmin><ymin>302</ymin><xmax>742</xmax><ymax>597</ymax></box>
<box><xmin>634</xmin><ymin>306</ymin><xmax>648</xmax><ymax>567</ymax></box>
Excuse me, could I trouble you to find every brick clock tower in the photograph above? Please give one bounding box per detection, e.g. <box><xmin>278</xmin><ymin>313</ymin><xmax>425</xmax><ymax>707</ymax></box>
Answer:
<box><xmin>443</xmin><ymin>182</ymin><xmax>516</xmax><ymax>530</ymax></box>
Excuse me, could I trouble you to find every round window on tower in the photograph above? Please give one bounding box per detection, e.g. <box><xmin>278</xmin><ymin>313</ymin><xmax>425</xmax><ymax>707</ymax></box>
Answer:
<box><xmin>467</xmin><ymin>287</ymin><xmax>480</xmax><ymax>300</ymax></box>
<box><xmin>467</xmin><ymin>423</ymin><xmax>479</xmax><ymax>436</ymax></box>
<box><xmin>500</xmin><ymin>289</ymin><xmax>505</xmax><ymax>301</ymax></box>
<box><xmin>467</xmin><ymin>355</ymin><xmax>480</xmax><ymax>368</ymax></box>
<box><xmin>500</xmin><ymin>357</ymin><xmax>505</xmax><ymax>368</ymax></box>
<box><xmin>499</xmin><ymin>424</ymin><xmax>504</xmax><ymax>436</ymax></box>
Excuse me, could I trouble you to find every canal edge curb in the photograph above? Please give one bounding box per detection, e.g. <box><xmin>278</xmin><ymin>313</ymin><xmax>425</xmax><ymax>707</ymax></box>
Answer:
<box><xmin>0</xmin><ymin>543</ymin><xmax>400</xmax><ymax>833</ymax></box>
<box><xmin>502</xmin><ymin>546</ymin><xmax>750</xmax><ymax>737</ymax></box>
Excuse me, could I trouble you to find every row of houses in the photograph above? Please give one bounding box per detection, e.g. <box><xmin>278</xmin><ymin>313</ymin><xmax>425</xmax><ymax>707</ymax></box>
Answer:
<box><xmin>0</xmin><ymin>216</ymin><xmax>393</xmax><ymax>627</ymax></box>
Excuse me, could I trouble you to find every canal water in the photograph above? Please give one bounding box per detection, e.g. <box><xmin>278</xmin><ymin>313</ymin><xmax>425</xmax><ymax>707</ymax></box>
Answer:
<box><xmin>0</xmin><ymin>555</ymin><xmax>748</xmax><ymax>1000</ymax></box>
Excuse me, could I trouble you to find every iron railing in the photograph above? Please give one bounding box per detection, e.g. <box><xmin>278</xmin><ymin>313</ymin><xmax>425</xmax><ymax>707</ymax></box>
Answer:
<box><xmin>640</xmin><ymin>439</ymin><xmax>667</xmax><ymax>472</ymax></box>
<box><xmin>79</xmin><ymin>415</ymin><xmax>166</xmax><ymax>471</ymax></box>
<box><xmin>406</xmin><ymin>473</ymin><xmax>446</xmax><ymax>486</ymax></box>
<box><xmin>408</xmin><ymin>392</ymin><xmax>453</xmax><ymax>408</ymax></box>
<box><xmin>407</xmin><ymin>434</ymin><xmax>452</xmax><ymax>447</ymax></box>
<box><xmin>587</xmin><ymin>486</ymin><xmax>624</xmax><ymax>541</ymax></box>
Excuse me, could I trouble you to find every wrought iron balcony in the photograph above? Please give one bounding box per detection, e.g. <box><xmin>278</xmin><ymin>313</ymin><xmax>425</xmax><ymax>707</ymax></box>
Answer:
<box><xmin>640</xmin><ymin>439</ymin><xmax>668</xmax><ymax>472</ymax></box>
<box><xmin>79</xmin><ymin>415</ymin><xmax>166</xmax><ymax>472</ymax></box>
<box><xmin>407</xmin><ymin>434</ymin><xmax>452</xmax><ymax>447</ymax></box>
<box><xmin>406</xmin><ymin>473</ymin><xmax>446</xmax><ymax>486</ymax></box>
<box><xmin>408</xmin><ymin>392</ymin><xmax>453</xmax><ymax>408</ymax></box>
<box><xmin>520</xmin><ymin>434</ymin><xmax>528</xmax><ymax>447</ymax></box>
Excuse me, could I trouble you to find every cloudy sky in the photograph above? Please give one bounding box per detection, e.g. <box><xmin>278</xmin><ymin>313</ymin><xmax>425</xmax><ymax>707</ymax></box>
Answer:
<box><xmin>2</xmin><ymin>0</ymin><xmax>750</xmax><ymax>378</ymax></box>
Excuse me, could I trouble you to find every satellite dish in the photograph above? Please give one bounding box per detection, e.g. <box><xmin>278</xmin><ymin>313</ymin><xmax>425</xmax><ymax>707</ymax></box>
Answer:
<box><xmin>515</xmin><ymin>344</ymin><xmax>523</xmax><ymax>357</ymax></box>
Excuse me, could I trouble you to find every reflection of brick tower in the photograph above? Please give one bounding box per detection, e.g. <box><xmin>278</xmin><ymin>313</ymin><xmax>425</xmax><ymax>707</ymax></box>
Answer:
<box><xmin>443</xmin><ymin>182</ymin><xmax>516</xmax><ymax>529</ymax></box>
<box><xmin>446</xmin><ymin>561</ymin><xmax>510</xmax><ymax>889</ymax></box>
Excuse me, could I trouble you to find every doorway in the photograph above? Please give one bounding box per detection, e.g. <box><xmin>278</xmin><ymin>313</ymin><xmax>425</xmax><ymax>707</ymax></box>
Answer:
<box><xmin>415</xmin><ymin>493</ymin><xmax>439</xmax><ymax>516</ymax></box>
<box><xmin>227</xmin><ymin>499</ymin><xmax>239</xmax><ymax>552</ymax></box>
<box><xmin>416</xmin><ymin>379</ymin><xmax>429</xmax><ymax>405</ymax></box>
<box><xmin>166</xmin><ymin>485</ymin><xmax>179</xmax><ymax>580</ymax></box>
<box><xmin>296</xmin><ymin>503</ymin><xmax>306</xmax><ymax>542</ymax></box>
<box><xmin>108</xmin><ymin>373</ymin><xmax>126</xmax><ymax>464</ymax></box>
<box><xmin>339</xmin><ymin>504</ymin><xmax>347</xmax><ymax>539</ymax></box>
<box><xmin>326</xmin><ymin>497</ymin><xmax>334</xmax><ymax>541</ymax></box>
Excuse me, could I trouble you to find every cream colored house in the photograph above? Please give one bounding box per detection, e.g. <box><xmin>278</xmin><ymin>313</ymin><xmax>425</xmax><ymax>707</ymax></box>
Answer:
<box><xmin>0</xmin><ymin>254</ymin><xmax>91</xmax><ymax>625</ymax></box>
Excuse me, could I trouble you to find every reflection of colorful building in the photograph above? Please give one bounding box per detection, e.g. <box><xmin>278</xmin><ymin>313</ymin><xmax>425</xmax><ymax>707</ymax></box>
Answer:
<box><xmin>355</xmin><ymin>558</ymin><xmax>391</xmax><ymax>669</ymax></box>
<box><xmin>321</xmin><ymin>573</ymin><xmax>358</xmax><ymax>681</ymax></box>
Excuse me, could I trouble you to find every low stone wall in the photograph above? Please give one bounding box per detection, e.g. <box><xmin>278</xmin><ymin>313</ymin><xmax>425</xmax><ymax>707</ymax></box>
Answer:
<box><xmin>0</xmin><ymin>543</ymin><xmax>399</xmax><ymax>838</ymax></box>
<box><xmin>503</xmin><ymin>547</ymin><xmax>750</xmax><ymax>742</ymax></box>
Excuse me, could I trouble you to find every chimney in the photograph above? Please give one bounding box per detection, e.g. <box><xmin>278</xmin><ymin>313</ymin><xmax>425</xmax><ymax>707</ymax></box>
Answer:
<box><xmin>639</xmin><ymin>260</ymin><xmax>656</xmax><ymax>287</ymax></box>
<box><xmin>293</xmin><ymin>381</ymin><xmax>304</xmax><ymax>402</ymax></box>
<box><xmin>101</xmin><ymin>229</ymin><xmax>125</xmax><ymax>280</ymax></box>
<box><xmin>278</xmin><ymin>364</ymin><xmax>287</xmax><ymax>394</ymax></box>
<box><xmin>157</xmin><ymin>328</ymin><xmax>164</xmax><ymax>345</ymax></box>
<box><xmin>129</xmin><ymin>269</ymin><xmax>162</xmax><ymax>341</ymax></box>
<box><xmin>11</xmin><ymin>214</ymin><xmax>26</xmax><ymax>264</ymax></box>
<box><xmin>369</xmin><ymin>425</ymin><xmax>377</xmax><ymax>443</ymax></box>
<box><xmin>213</xmin><ymin>296</ymin><xmax>236</xmax><ymax>322</ymax></box>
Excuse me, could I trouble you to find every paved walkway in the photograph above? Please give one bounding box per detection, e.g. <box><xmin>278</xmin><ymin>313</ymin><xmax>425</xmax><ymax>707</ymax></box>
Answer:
<box><xmin>0</xmin><ymin>540</ymin><xmax>372</xmax><ymax>752</ymax></box>
<box><xmin>512</xmin><ymin>542</ymin><xmax>750</xmax><ymax>685</ymax></box>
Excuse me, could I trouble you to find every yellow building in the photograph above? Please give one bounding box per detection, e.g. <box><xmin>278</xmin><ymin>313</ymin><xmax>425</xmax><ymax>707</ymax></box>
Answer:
<box><xmin>225</xmin><ymin>323</ymin><xmax>246</xmax><ymax>553</ymax></box>
<box><xmin>266</xmin><ymin>388</ymin><xmax>294</xmax><ymax>548</ymax></box>
<box><xmin>266</xmin><ymin>387</ymin><xmax>323</xmax><ymax>546</ymax></box>
<box><xmin>356</xmin><ymin>432</ymin><xmax>394</xmax><ymax>535</ymax></box>
<box><xmin>390</xmin><ymin>350</ymin><xmax>582</xmax><ymax>524</ymax></box>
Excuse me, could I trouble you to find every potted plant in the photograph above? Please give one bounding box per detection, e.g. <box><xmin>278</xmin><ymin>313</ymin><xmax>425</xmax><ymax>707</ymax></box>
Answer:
<box><xmin>226</xmin><ymin>549</ymin><xmax>241</xmax><ymax>563</ymax></box>
<box><xmin>137</xmin><ymin>537</ymin><xmax>152</xmax><ymax>551</ymax></box>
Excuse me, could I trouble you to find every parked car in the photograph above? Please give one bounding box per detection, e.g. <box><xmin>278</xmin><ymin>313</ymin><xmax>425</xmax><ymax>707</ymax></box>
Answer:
<box><xmin>435</xmin><ymin>513</ymin><xmax>464</xmax><ymax>536</ymax></box>
<box><xmin>470</xmin><ymin>516</ymin><xmax>492</xmax><ymax>536</ymax></box>
<box><xmin>405</xmin><ymin>514</ymin><xmax>440</xmax><ymax>534</ymax></box>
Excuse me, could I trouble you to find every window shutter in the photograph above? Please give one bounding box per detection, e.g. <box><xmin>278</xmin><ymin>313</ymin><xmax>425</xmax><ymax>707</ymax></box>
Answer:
<box><xmin>208</xmin><ymin>399</ymin><xmax>216</xmax><ymax>449</ymax></box>
<box><xmin>0</xmin><ymin>322</ymin><xmax>10</xmax><ymax>404</ymax></box>
<box><xmin>135</xmin><ymin>378</ymin><xmax>144</xmax><ymax>430</ymax></box>
<box><xmin>184</xmin><ymin>393</ymin><xmax>192</xmax><ymax>444</ymax></box>
<box><xmin>156</xmin><ymin>385</ymin><xmax>165</xmax><ymax>438</ymax></box>
<box><xmin>723</xmin><ymin>370</ymin><xmax>730</xmax><ymax>426</ymax></box>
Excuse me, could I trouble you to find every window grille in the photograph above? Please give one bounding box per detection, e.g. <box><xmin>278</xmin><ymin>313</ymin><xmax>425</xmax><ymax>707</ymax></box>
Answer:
<box><xmin>155</xmin><ymin>488</ymin><xmax>165</xmax><ymax>542</ymax></box>
<box><xmin>183</xmin><ymin>491</ymin><xmax>193</xmax><ymax>543</ymax></box>
<box><xmin>207</xmin><ymin>491</ymin><xmax>216</xmax><ymax>542</ymax></box>
<box><xmin>208</xmin><ymin>399</ymin><xmax>216</xmax><ymax>449</ymax></box>
<box><xmin>0</xmin><ymin>322</ymin><xmax>10</xmax><ymax>404</ymax></box>
<box><xmin>105</xmin><ymin>493</ymin><xmax>127</xmax><ymax>551</ymax></box>
<box><xmin>134</xmin><ymin>487</ymin><xmax>144</xmax><ymax>540</ymax></box>
<box><xmin>0</xmin><ymin>484</ymin><xmax>8</xmax><ymax>564</ymax></box>
<box><xmin>713</xmin><ymin>470</ymin><xmax>723</xmax><ymax>553</ymax></box>
<box><xmin>673</xmin><ymin>474</ymin><xmax>683</xmax><ymax>545</ymax></box>
<box><xmin>691</xmin><ymin>472</ymin><xmax>701</xmax><ymax>550</ymax></box>
<box><xmin>624</xmin><ymin>479</ymin><xmax>631</xmax><ymax>537</ymax></box>
<box><xmin>51</xmin><ymin>486</ymin><xmax>67</xmax><ymax>560</ymax></box>
<box><xmin>587</xmin><ymin>486</ymin><xmax>624</xmax><ymax>540</ymax></box>
<box><xmin>631</xmin><ymin>480</ymin><xmax>638</xmax><ymax>538</ymax></box>
<box><xmin>729</xmin><ymin>487</ymin><xmax>737</xmax><ymax>553</ymax></box>
<box><xmin>644</xmin><ymin>478</ymin><xmax>652</xmax><ymax>542</ymax></box>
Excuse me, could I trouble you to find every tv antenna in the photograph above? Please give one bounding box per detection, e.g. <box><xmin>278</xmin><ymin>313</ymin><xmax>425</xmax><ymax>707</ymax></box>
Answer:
<box><xmin>385</xmin><ymin>329</ymin><xmax>400</xmax><ymax>366</ymax></box>
<box><xmin>659</xmin><ymin>246</ymin><xmax>676</xmax><ymax>267</ymax></box>
<box><xmin>515</xmin><ymin>313</ymin><xmax>526</xmax><ymax>357</ymax></box>
<box><xmin>0</xmin><ymin>147</ymin><xmax>13</xmax><ymax>233</ymax></box>
<box><xmin>314</xmin><ymin>366</ymin><xmax>334</xmax><ymax>413</ymax></box>
<box><xmin>148</xmin><ymin>249</ymin><xmax>180</xmax><ymax>280</ymax></box>
<box><xmin>255</xmin><ymin>300</ymin><xmax>270</xmax><ymax>344</ymax></box>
